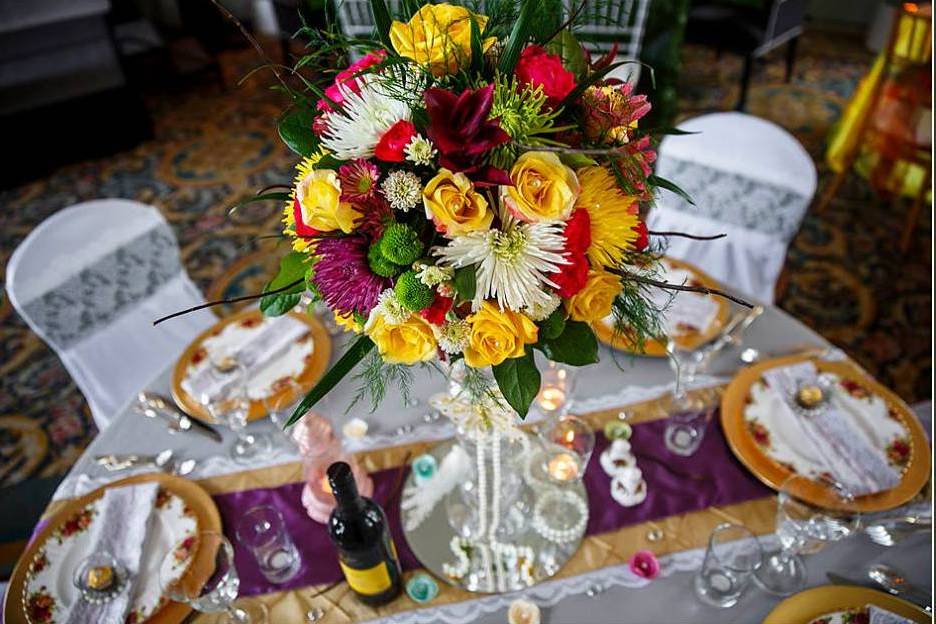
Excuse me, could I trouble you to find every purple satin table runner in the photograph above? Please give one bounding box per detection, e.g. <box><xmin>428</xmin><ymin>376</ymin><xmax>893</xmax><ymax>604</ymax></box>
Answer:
<box><xmin>217</xmin><ymin>414</ymin><xmax>772</xmax><ymax>596</ymax></box>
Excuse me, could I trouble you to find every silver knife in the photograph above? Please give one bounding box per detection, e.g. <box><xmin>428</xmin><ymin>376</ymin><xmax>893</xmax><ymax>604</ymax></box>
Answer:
<box><xmin>827</xmin><ymin>572</ymin><xmax>932</xmax><ymax>612</ymax></box>
<box><xmin>137</xmin><ymin>392</ymin><xmax>223</xmax><ymax>443</ymax></box>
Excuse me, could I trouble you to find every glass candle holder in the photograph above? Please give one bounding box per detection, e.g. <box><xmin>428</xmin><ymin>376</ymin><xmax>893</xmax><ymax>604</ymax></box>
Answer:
<box><xmin>531</xmin><ymin>415</ymin><xmax>596</xmax><ymax>485</ymax></box>
<box><xmin>301</xmin><ymin>453</ymin><xmax>373</xmax><ymax>523</ymax></box>
<box><xmin>534</xmin><ymin>362</ymin><xmax>577</xmax><ymax>422</ymax></box>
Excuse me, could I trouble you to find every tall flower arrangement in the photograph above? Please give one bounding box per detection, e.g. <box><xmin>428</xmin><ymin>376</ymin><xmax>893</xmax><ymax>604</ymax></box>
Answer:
<box><xmin>243</xmin><ymin>0</ymin><xmax>707</xmax><ymax>422</ymax></box>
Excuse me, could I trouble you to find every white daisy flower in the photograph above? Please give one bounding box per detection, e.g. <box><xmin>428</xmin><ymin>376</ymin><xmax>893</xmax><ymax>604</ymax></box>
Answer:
<box><xmin>437</xmin><ymin>319</ymin><xmax>470</xmax><ymax>355</ymax></box>
<box><xmin>415</xmin><ymin>263</ymin><xmax>454</xmax><ymax>287</ymax></box>
<box><xmin>369</xmin><ymin>289</ymin><xmax>410</xmax><ymax>326</ymax></box>
<box><xmin>405</xmin><ymin>134</ymin><xmax>437</xmax><ymax>166</ymax></box>
<box><xmin>434</xmin><ymin>219</ymin><xmax>568</xmax><ymax>312</ymax></box>
<box><xmin>381</xmin><ymin>170</ymin><xmax>422</xmax><ymax>212</ymax></box>
<box><xmin>320</xmin><ymin>77</ymin><xmax>410</xmax><ymax>160</ymax></box>
<box><xmin>524</xmin><ymin>292</ymin><xmax>561</xmax><ymax>321</ymax></box>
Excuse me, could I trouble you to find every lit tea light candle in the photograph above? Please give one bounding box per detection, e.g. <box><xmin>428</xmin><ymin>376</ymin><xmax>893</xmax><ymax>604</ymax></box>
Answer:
<box><xmin>547</xmin><ymin>452</ymin><xmax>580</xmax><ymax>482</ymax></box>
<box><xmin>538</xmin><ymin>386</ymin><xmax>567</xmax><ymax>413</ymax></box>
<box><xmin>320</xmin><ymin>475</ymin><xmax>332</xmax><ymax>494</ymax></box>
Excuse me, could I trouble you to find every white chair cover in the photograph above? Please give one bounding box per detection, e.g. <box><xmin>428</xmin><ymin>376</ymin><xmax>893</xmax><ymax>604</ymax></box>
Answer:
<box><xmin>5</xmin><ymin>199</ymin><xmax>217</xmax><ymax>430</ymax></box>
<box><xmin>648</xmin><ymin>112</ymin><xmax>817</xmax><ymax>304</ymax></box>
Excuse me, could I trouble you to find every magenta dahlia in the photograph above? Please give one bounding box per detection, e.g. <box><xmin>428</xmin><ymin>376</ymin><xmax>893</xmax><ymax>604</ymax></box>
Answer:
<box><xmin>338</xmin><ymin>159</ymin><xmax>380</xmax><ymax>202</ymax></box>
<box><xmin>310</xmin><ymin>235</ymin><xmax>389</xmax><ymax>316</ymax></box>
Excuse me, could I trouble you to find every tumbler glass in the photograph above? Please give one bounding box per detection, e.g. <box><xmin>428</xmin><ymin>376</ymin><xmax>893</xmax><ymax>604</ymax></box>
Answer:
<box><xmin>694</xmin><ymin>523</ymin><xmax>763</xmax><ymax>608</ymax></box>
<box><xmin>235</xmin><ymin>505</ymin><xmax>301</xmax><ymax>584</ymax></box>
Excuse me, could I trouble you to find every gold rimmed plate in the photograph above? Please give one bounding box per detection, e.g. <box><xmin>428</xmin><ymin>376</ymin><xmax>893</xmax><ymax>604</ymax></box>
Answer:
<box><xmin>764</xmin><ymin>585</ymin><xmax>930</xmax><ymax>623</ymax></box>
<box><xmin>593</xmin><ymin>256</ymin><xmax>730</xmax><ymax>357</ymax></box>
<box><xmin>721</xmin><ymin>353</ymin><xmax>931</xmax><ymax>512</ymax></box>
<box><xmin>171</xmin><ymin>307</ymin><xmax>331</xmax><ymax>423</ymax></box>
<box><xmin>4</xmin><ymin>473</ymin><xmax>221</xmax><ymax>624</ymax></box>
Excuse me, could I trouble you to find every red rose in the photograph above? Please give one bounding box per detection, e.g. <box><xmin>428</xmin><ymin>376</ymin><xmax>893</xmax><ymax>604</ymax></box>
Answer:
<box><xmin>563</xmin><ymin>209</ymin><xmax>592</xmax><ymax>254</ymax></box>
<box><xmin>514</xmin><ymin>45</ymin><xmax>577</xmax><ymax>109</ymax></box>
<box><xmin>292</xmin><ymin>199</ymin><xmax>321</xmax><ymax>238</ymax></box>
<box><xmin>553</xmin><ymin>251</ymin><xmax>589</xmax><ymax>297</ymax></box>
<box><xmin>632</xmin><ymin>220</ymin><xmax>649</xmax><ymax>252</ymax></box>
<box><xmin>375</xmin><ymin>120</ymin><xmax>417</xmax><ymax>162</ymax></box>
<box><xmin>420</xmin><ymin>294</ymin><xmax>453</xmax><ymax>325</ymax></box>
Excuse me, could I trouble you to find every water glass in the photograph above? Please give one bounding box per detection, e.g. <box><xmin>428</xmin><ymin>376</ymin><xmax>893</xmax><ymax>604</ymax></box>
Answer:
<box><xmin>694</xmin><ymin>523</ymin><xmax>763</xmax><ymax>608</ymax></box>
<box><xmin>236</xmin><ymin>505</ymin><xmax>301</xmax><ymax>583</ymax></box>
<box><xmin>663</xmin><ymin>408</ymin><xmax>710</xmax><ymax>457</ymax></box>
<box><xmin>160</xmin><ymin>531</ymin><xmax>267</xmax><ymax>623</ymax></box>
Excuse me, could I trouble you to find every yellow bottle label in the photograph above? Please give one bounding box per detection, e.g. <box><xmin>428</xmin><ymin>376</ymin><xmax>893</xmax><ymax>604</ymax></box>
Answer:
<box><xmin>339</xmin><ymin>561</ymin><xmax>392</xmax><ymax>596</ymax></box>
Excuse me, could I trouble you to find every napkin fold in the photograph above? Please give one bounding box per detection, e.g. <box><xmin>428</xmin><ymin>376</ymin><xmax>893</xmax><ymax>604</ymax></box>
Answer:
<box><xmin>762</xmin><ymin>362</ymin><xmax>901</xmax><ymax>496</ymax></box>
<box><xmin>868</xmin><ymin>604</ymin><xmax>914</xmax><ymax>624</ymax></box>
<box><xmin>65</xmin><ymin>482</ymin><xmax>160</xmax><ymax>624</ymax></box>
<box><xmin>649</xmin><ymin>265</ymin><xmax>720</xmax><ymax>336</ymax></box>
<box><xmin>182</xmin><ymin>314</ymin><xmax>309</xmax><ymax>402</ymax></box>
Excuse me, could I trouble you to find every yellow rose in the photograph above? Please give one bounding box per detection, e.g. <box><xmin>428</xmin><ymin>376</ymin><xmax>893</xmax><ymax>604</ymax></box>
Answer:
<box><xmin>423</xmin><ymin>169</ymin><xmax>493</xmax><ymax>235</ymax></box>
<box><xmin>506</xmin><ymin>151</ymin><xmax>580</xmax><ymax>223</ymax></box>
<box><xmin>389</xmin><ymin>4</ymin><xmax>492</xmax><ymax>76</ymax></box>
<box><xmin>334</xmin><ymin>313</ymin><xmax>363</xmax><ymax>334</ymax></box>
<box><xmin>565</xmin><ymin>269</ymin><xmax>622</xmax><ymax>322</ymax></box>
<box><xmin>295</xmin><ymin>169</ymin><xmax>361</xmax><ymax>234</ymax></box>
<box><xmin>366</xmin><ymin>314</ymin><xmax>437</xmax><ymax>365</ymax></box>
<box><xmin>463</xmin><ymin>302</ymin><xmax>538</xmax><ymax>368</ymax></box>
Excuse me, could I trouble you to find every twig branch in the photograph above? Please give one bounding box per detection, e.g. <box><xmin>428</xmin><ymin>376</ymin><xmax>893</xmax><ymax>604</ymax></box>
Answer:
<box><xmin>514</xmin><ymin>143</ymin><xmax>628</xmax><ymax>155</ymax></box>
<box><xmin>153</xmin><ymin>278</ymin><xmax>305</xmax><ymax>326</ymax></box>
<box><xmin>206</xmin><ymin>0</ymin><xmax>288</xmax><ymax>89</ymax></box>
<box><xmin>649</xmin><ymin>230</ymin><xmax>727</xmax><ymax>241</ymax></box>
<box><xmin>611</xmin><ymin>269</ymin><xmax>754</xmax><ymax>309</ymax></box>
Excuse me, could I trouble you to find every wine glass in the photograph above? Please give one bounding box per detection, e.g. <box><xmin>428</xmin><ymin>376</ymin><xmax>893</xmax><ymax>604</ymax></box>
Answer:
<box><xmin>754</xmin><ymin>476</ymin><xmax>861</xmax><ymax>596</ymax></box>
<box><xmin>264</xmin><ymin>377</ymin><xmax>303</xmax><ymax>448</ymax></box>
<box><xmin>200</xmin><ymin>362</ymin><xmax>272</xmax><ymax>464</ymax></box>
<box><xmin>160</xmin><ymin>531</ymin><xmax>267</xmax><ymax>623</ymax></box>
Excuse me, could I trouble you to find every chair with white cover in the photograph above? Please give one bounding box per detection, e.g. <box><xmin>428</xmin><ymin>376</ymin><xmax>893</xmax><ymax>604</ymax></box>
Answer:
<box><xmin>648</xmin><ymin>112</ymin><xmax>816</xmax><ymax>304</ymax></box>
<box><xmin>5</xmin><ymin>199</ymin><xmax>217</xmax><ymax>430</ymax></box>
<box><xmin>564</xmin><ymin>0</ymin><xmax>651</xmax><ymax>84</ymax></box>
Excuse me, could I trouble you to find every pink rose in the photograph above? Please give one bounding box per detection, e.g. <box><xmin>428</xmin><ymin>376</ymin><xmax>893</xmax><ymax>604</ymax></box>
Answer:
<box><xmin>317</xmin><ymin>50</ymin><xmax>387</xmax><ymax>112</ymax></box>
<box><xmin>628</xmin><ymin>549</ymin><xmax>660</xmax><ymax>579</ymax></box>
<box><xmin>514</xmin><ymin>45</ymin><xmax>576</xmax><ymax>109</ymax></box>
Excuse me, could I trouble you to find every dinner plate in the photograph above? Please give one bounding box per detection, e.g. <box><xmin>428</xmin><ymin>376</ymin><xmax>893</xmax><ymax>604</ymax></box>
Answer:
<box><xmin>592</xmin><ymin>256</ymin><xmax>730</xmax><ymax>356</ymax></box>
<box><xmin>721</xmin><ymin>353</ymin><xmax>931</xmax><ymax>511</ymax></box>
<box><xmin>763</xmin><ymin>585</ymin><xmax>929</xmax><ymax>624</ymax></box>
<box><xmin>4</xmin><ymin>473</ymin><xmax>221</xmax><ymax>624</ymax></box>
<box><xmin>171</xmin><ymin>307</ymin><xmax>331</xmax><ymax>423</ymax></box>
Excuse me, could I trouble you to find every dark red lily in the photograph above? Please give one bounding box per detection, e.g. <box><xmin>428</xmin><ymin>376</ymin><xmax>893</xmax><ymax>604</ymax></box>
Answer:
<box><xmin>424</xmin><ymin>85</ymin><xmax>512</xmax><ymax>186</ymax></box>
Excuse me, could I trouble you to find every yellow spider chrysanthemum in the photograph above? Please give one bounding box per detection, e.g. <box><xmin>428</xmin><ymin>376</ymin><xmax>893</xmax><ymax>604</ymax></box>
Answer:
<box><xmin>574</xmin><ymin>166</ymin><xmax>640</xmax><ymax>268</ymax></box>
<box><xmin>282</xmin><ymin>150</ymin><xmax>328</xmax><ymax>254</ymax></box>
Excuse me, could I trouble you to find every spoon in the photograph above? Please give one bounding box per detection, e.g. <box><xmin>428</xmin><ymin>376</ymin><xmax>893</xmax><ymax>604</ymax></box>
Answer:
<box><xmin>867</xmin><ymin>564</ymin><xmax>932</xmax><ymax>612</ymax></box>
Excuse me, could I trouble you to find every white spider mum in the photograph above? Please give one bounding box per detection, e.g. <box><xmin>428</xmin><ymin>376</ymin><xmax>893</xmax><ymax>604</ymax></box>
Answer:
<box><xmin>435</xmin><ymin>220</ymin><xmax>568</xmax><ymax>312</ymax></box>
<box><xmin>320</xmin><ymin>78</ymin><xmax>410</xmax><ymax>160</ymax></box>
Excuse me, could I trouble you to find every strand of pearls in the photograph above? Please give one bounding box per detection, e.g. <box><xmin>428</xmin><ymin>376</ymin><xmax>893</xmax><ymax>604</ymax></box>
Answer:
<box><xmin>532</xmin><ymin>490</ymin><xmax>588</xmax><ymax>544</ymax></box>
<box><xmin>474</xmin><ymin>430</ymin><xmax>488</xmax><ymax>539</ymax></box>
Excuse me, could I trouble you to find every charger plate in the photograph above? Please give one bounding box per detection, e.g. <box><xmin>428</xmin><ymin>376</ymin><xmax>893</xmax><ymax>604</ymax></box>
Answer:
<box><xmin>4</xmin><ymin>473</ymin><xmax>221</xmax><ymax>624</ymax></box>
<box><xmin>763</xmin><ymin>585</ymin><xmax>929</xmax><ymax>624</ymax></box>
<box><xmin>593</xmin><ymin>257</ymin><xmax>730</xmax><ymax>357</ymax></box>
<box><xmin>171</xmin><ymin>307</ymin><xmax>331</xmax><ymax>423</ymax></box>
<box><xmin>721</xmin><ymin>353</ymin><xmax>931</xmax><ymax>512</ymax></box>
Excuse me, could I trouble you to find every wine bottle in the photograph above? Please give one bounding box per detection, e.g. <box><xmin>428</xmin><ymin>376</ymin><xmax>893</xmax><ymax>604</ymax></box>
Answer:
<box><xmin>326</xmin><ymin>461</ymin><xmax>402</xmax><ymax>605</ymax></box>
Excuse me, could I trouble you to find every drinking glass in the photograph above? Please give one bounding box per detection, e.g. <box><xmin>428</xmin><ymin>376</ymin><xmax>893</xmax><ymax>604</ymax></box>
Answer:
<box><xmin>200</xmin><ymin>362</ymin><xmax>272</xmax><ymax>464</ymax></box>
<box><xmin>235</xmin><ymin>505</ymin><xmax>301</xmax><ymax>584</ymax></box>
<box><xmin>160</xmin><ymin>531</ymin><xmax>267</xmax><ymax>623</ymax></box>
<box><xmin>694</xmin><ymin>523</ymin><xmax>763</xmax><ymax>608</ymax></box>
<box><xmin>663</xmin><ymin>398</ymin><xmax>716</xmax><ymax>457</ymax></box>
<box><xmin>754</xmin><ymin>476</ymin><xmax>861</xmax><ymax>596</ymax></box>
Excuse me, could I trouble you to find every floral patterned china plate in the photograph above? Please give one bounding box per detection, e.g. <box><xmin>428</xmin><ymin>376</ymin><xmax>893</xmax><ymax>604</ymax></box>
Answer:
<box><xmin>593</xmin><ymin>257</ymin><xmax>729</xmax><ymax>356</ymax></box>
<box><xmin>172</xmin><ymin>307</ymin><xmax>331</xmax><ymax>422</ymax></box>
<box><xmin>764</xmin><ymin>586</ymin><xmax>929</xmax><ymax>624</ymax></box>
<box><xmin>4</xmin><ymin>473</ymin><xmax>221</xmax><ymax>624</ymax></box>
<box><xmin>721</xmin><ymin>354</ymin><xmax>931</xmax><ymax>512</ymax></box>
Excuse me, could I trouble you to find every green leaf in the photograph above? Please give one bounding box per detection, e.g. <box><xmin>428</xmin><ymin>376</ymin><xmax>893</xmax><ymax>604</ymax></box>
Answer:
<box><xmin>369</xmin><ymin>0</ymin><xmax>395</xmax><ymax>50</ymax></box>
<box><xmin>452</xmin><ymin>266</ymin><xmax>477</xmax><ymax>302</ymax></box>
<box><xmin>469</xmin><ymin>13</ymin><xmax>484</xmax><ymax>74</ymax></box>
<box><xmin>498</xmin><ymin>0</ymin><xmax>537</xmax><ymax>75</ymax></box>
<box><xmin>278</xmin><ymin>107</ymin><xmax>319</xmax><ymax>157</ymax></box>
<box><xmin>227</xmin><ymin>192</ymin><xmax>291</xmax><ymax>218</ymax></box>
<box><xmin>537</xmin><ymin>307</ymin><xmax>566</xmax><ymax>340</ymax></box>
<box><xmin>285</xmin><ymin>336</ymin><xmax>376</xmax><ymax>427</ymax></box>
<box><xmin>260</xmin><ymin>252</ymin><xmax>308</xmax><ymax>316</ymax></box>
<box><xmin>492</xmin><ymin>351</ymin><xmax>541</xmax><ymax>419</ymax></box>
<box><xmin>546</xmin><ymin>29</ymin><xmax>587</xmax><ymax>78</ymax></box>
<box><xmin>558</xmin><ymin>152</ymin><xmax>597</xmax><ymax>169</ymax></box>
<box><xmin>648</xmin><ymin>174</ymin><xmax>695</xmax><ymax>205</ymax></box>
<box><xmin>540</xmin><ymin>321</ymin><xmax>599</xmax><ymax>366</ymax></box>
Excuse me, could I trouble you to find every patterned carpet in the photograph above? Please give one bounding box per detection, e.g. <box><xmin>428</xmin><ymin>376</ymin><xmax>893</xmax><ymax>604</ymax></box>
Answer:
<box><xmin>0</xmin><ymin>30</ymin><xmax>931</xmax><ymax>489</ymax></box>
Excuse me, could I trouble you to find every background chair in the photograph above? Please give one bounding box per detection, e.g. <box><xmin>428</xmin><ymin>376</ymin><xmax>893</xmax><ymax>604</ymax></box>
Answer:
<box><xmin>565</xmin><ymin>0</ymin><xmax>651</xmax><ymax>84</ymax></box>
<box><xmin>647</xmin><ymin>111</ymin><xmax>816</xmax><ymax>304</ymax></box>
<box><xmin>5</xmin><ymin>199</ymin><xmax>217</xmax><ymax>430</ymax></box>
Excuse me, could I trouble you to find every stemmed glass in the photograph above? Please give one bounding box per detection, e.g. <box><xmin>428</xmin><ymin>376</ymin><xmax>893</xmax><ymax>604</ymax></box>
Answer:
<box><xmin>200</xmin><ymin>362</ymin><xmax>272</xmax><ymax>464</ymax></box>
<box><xmin>754</xmin><ymin>476</ymin><xmax>861</xmax><ymax>596</ymax></box>
<box><xmin>264</xmin><ymin>377</ymin><xmax>304</xmax><ymax>448</ymax></box>
<box><xmin>664</xmin><ymin>338</ymin><xmax>714</xmax><ymax>456</ymax></box>
<box><xmin>160</xmin><ymin>531</ymin><xmax>267</xmax><ymax>623</ymax></box>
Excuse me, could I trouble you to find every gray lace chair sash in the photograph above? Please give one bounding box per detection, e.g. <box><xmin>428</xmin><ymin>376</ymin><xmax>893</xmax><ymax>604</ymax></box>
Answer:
<box><xmin>22</xmin><ymin>223</ymin><xmax>183</xmax><ymax>349</ymax></box>
<box><xmin>656</xmin><ymin>157</ymin><xmax>809</xmax><ymax>240</ymax></box>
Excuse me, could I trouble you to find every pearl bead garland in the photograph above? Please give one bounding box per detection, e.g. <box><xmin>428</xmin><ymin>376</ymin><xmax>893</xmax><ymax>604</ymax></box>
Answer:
<box><xmin>532</xmin><ymin>490</ymin><xmax>588</xmax><ymax>544</ymax></box>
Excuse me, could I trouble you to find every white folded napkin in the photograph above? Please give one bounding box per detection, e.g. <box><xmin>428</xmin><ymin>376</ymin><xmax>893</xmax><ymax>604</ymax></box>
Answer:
<box><xmin>650</xmin><ymin>264</ymin><xmax>720</xmax><ymax>336</ymax></box>
<box><xmin>868</xmin><ymin>604</ymin><xmax>914</xmax><ymax>624</ymax></box>
<box><xmin>65</xmin><ymin>482</ymin><xmax>160</xmax><ymax>624</ymax></box>
<box><xmin>182</xmin><ymin>314</ymin><xmax>310</xmax><ymax>402</ymax></box>
<box><xmin>761</xmin><ymin>362</ymin><xmax>901</xmax><ymax>496</ymax></box>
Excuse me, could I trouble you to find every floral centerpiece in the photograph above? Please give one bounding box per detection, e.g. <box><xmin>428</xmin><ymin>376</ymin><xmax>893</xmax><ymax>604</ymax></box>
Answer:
<box><xmin>181</xmin><ymin>0</ymin><xmax>738</xmax><ymax>424</ymax></box>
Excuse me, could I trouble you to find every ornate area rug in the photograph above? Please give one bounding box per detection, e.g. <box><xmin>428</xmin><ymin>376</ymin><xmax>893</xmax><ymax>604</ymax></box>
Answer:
<box><xmin>0</xmin><ymin>30</ymin><xmax>930</xmax><ymax>492</ymax></box>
